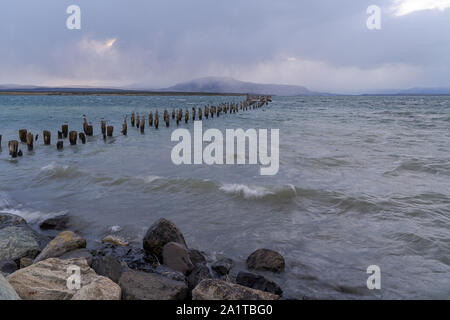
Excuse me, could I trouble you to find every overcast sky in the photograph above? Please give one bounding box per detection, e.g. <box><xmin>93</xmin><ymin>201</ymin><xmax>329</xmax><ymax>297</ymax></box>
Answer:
<box><xmin>1</xmin><ymin>0</ymin><xmax>450</xmax><ymax>93</ymax></box>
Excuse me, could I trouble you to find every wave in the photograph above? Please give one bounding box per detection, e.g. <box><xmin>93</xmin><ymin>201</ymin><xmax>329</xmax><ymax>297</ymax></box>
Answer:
<box><xmin>38</xmin><ymin>162</ymin><xmax>87</xmax><ymax>180</ymax></box>
<box><xmin>384</xmin><ymin>159</ymin><xmax>450</xmax><ymax>176</ymax></box>
<box><xmin>219</xmin><ymin>183</ymin><xmax>297</xmax><ymax>200</ymax></box>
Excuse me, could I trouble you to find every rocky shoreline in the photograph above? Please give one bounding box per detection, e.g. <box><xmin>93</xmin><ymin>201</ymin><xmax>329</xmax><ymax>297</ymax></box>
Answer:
<box><xmin>1</xmin><ymin>213</ymin><xmax>286</xmax><ymax>300</ymax></box>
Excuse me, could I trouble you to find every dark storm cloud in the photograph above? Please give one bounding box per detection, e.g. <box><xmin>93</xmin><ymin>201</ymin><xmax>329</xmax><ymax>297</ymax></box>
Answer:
<box><xmin>1</xmin><ymin>0</ymin><xmax>450</xmax><ymax>92</ymax></box>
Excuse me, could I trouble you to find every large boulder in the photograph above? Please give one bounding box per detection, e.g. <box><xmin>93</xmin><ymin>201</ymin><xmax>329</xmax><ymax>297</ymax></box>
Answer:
<box><xmin>34</xmin><ymin>231</ymin><xmax>86</xmax><ymax>263</ymax></box>
<box><xmin>6</xmin><ymin>258</ymin><xmax>120</xmax><ymax>300</ymax></box>
<box><xmin>91</xmin><ymin>256</ymin><xmax>123</xmax><ymax>283</ymax></box>
<box><xmin>162</xmin><ymin>242</ymin><xmax>194</xmax><ymax>275</ymax></box>
<box><xmin>0</xmin><ymin>213</ymin><xmax>41</xmax><ymax>263</ymax></box>
<box><xmin>192</xmin><ymin>279</ymin><xmax>280</xmax><ymax>300</ymax></box>
<box><xmin>143</xmin><ymin>218</ymin><xmax>187</xmax><ymax>262</ymax></box>
<box><xmin>0</xmin><ymin>273</ymin><xmax>20</xmax><ymax>300</ymax></box>
<box><xmin>187</xmin><ymin>264</ymin><xmax>212</xmax><ymax>290</ymax></box>
<box><xmin>189</xmin><ymin>249</ymin><xmax>207</xmax><ymax>266</ymax></box>
<box><xmin>39</xmin><ymin>214</ymin><xmax>70</xmax><ymax>231</ymax></box>
<box><xmin>119</xmin><ymin>270</ymin><xmax>188</xmax><ymax>300</ymax></box>
<box><xmin>246</xmin><ymin>249</ymin><xmax>285</xmax><ymax>273</ymax></box>
<box><xmin>0</xmin><ymin>260</ymin><xmax>18</xmax><ymax>276</ymax></box>
<box><xmin>236</xmin><ymin>272</ymin><xmax>283</xmax><ymax>296</ymax></box>
<box><xmin>212</xmin><ymin>258</ymin><xmax>233</xmax><ymax>276</ymax></box>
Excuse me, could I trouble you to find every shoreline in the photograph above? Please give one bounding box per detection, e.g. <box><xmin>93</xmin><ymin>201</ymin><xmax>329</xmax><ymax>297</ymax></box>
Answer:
<box><xmin>0</xmin><ymin>91</ymin><xmax>246</xmax><ymax>96</ymax></box>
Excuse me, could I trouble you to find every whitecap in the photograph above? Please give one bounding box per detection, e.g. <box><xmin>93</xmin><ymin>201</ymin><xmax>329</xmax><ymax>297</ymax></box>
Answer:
<box><xmin>219</xmin><ymin>183</ymin><xmax>275</xmax><ymax>199</ymax></box>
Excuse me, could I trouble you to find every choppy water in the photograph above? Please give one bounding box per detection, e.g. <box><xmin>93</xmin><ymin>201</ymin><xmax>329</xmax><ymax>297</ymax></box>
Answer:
<box><xmin>0</xmin><ymin>95</ymin><xmax>449</xmax><ymax>299</ymax></box>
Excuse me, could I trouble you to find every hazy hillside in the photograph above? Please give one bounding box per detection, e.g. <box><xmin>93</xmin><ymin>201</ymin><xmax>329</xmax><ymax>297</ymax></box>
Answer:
<box><xmin>163</xmin><ymin>77</ymin><xmax>323</xmax><ymax>96</ymax></box>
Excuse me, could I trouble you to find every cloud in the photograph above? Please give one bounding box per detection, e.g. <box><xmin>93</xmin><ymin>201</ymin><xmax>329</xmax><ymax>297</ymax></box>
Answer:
<box><xmin>391</xmin><ymin>0</ymin><xmax>450</xmax><ymax>16</ymax></box>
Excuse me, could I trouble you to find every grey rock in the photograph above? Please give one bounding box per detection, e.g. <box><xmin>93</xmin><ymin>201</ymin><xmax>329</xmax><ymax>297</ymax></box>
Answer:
<box><xmin>236</xmin><ymin>271</ymin><xmax>283</xmax><ymax>296</ymax></box>
<box><xmin>119</xmin><ymin>270</ymin><xmax>188</xmax><ymax>300</ymax></box>
<box><xmin>212</xmin><ymin>258</ymin><xmax>233</xmax><ymax>276</ymax></box>
<box><xmin>143</xmin><ymin>218</ymin><xmax>187</xmax><ymax>262</ymax></box>
<box><xmin>19</xmin><ymin>257</ymin><xmax>33</xmax><ymax>269</ymax></box>
<box><xmin>34</xmin><ymin>231</ymin><xmax>86</xmax><ymax>263</ymax></box>
<box><xmin>0</xmin><ymin>260</ymin><xmax>18</xmax><ymax>276</ymax></box>
<box><xmin>246</xmin><ymin>249</ymin><xmax>285</xmax><ymax>273</ymax></box>
<box><xmin>192</xmin><ymin>279</ymin><xmax>280</xmax><ymax>300</ymax></box>
<box><xmin>154</xmin><ymin>265</ymin><xmax>186</xmax><ymax>282</ymax></box>
<box><xmin>0</xmin><ymin>213</ymin><xmax>27</xmax><ymax>228</ymax></box>
<box><xmin>39</xmin><ymin>214</ymin><xmax>70</xmax><ymax>231</ymax></box>
<box><xmin>60</xmin><ymin>248</ymin><xmax>93</xmax><ymax>266</ymax></box>
<box><xmin>187</xmin><ymin>264</ymin><xmax>212</xmax><ymax>290</ymax></box>
<box><xmin>91</xmin><ymin>256</ymin><xmax>123</xmax><ymax>283</ymax></box>
<box><xmin>0</xmin><ymin>225</ymin><xmax>40</xmax><ymax>263</ymax></box>
<box><xmin>0</xmin><ymin>273</ymin><xmax>20</xmax><ymax>300</ymax></box>
<box><xmin>189</xmin><ymin>249</ymin><xmax>207</xmax><ymax>266</ymax></box>
<box><xmin>162</xmin><ymin>242</ymin><xmax>194</xmax><ymax>275</ymax></box>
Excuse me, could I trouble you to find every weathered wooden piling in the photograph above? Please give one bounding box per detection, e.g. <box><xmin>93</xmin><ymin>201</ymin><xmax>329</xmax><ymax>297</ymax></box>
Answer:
<box><xmin>62</xmin><ymin>124</ymin><xmax>68</xmax><ymax>138</ymax></box>
<box><xmin>35</xmin><ymin>134</ymin><xmax>38</xmax><ymax>141</ymax></box>
<box><xmin>86</xmin><ymin>123</ymin><xmax>93</xmax><ymax>136</ymax></box>
<box><xmin>0</xmin><ymin>135</ymin><xmax>2</xmax><ymax>147</ymax></box>
<box><xmin>26</xmin><ymin>133</ymin><xmax>33</xmax><ymax>151</ymax></box>
<box><xmin>199</xmin><ymin>107</ymin><xmax>202</xmax><ymax>120</ymax></box>
<box><xmin>107</xmin><ymin>126</ymin><xmax>114</xmax><ymax>137</ymax></box>
<box><xmin>101</xmin><ymin>119</ymin><xmax>106</xmax><ymax>135</ymax></box>
<box><xmin>8</xmin><ymin>140</ymin><xmax>18</xmax><ymax>157</ymax></box>
<box><xmin>79</xmin><ymin>132</ymin><xmax>86</xmax><ymax>144</ymax></box>
<box><xmin>172</xmin><ymin>109</ymin><xmax>175</xmax><ymax>119</ymax></box>
<box><xmin>69</xmin><ymin>131</ymin><xmax>77</xmax><ymax>145</ymax></box>
<box><xmin>131</xmin><ymin>112</ymin><xmax>135</xmax><ymax>127</ymax></box>
<box><xmin>192</xmin><ymin>107</ymin><xmax>196</xmax><ymax>121</ymax></box>
<box><xmin>57</xmin><ymin>141</ymin><xmax>63</xmax><ymax>150</ymax></box>
<box><xmin>155</xmin><ymin>111</ymin><xmax>159</xmax><ymax>129</ymax></box>
<box><xmin>58</xmin><ymin>131</ymin><xmax>63</xmax><ymax>139</ymax></box>
<box><xmin>149</xmin><ymin>112</ymin><xmax>153</xmax><ymax>127</ymax></box>
<box><xmin>43</xmin><ymin>131</ymin><xmax>51</xmax><ymax>145</ymax></box>
<box><xmin>18</xmin><ymin>150</ymin><xmax>23</xmax><ymax>157</ymax></box>
<box><xmin>136</xmin><ymin>114</ymin><xmax>140</xmax><ymax>129</ymax></box>
<box><xmin>83</xmin><ymin>116</ymin><xmax>88</xmax><ymax>134</ymax></box>
<box><xmin>140</xmin><ymin>115</ymin><xmax>145</xmax><ymax>134</ymax></box>
<box><xmin>19</xmin><ymin>129</ymin><xmax>27</xmax><ymax>143</ymax></box>
<box><xmin>185</xmin><ymin>109</ymin><xmax>189</xmax><ymax>123</ymax></box>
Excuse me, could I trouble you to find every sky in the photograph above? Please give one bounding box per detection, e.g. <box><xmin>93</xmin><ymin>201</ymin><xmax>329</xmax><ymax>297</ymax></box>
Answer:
<box><xmin>1</xmin><ymin>0</ymin><xmax>450</xmax><ymax>94</ymax></box>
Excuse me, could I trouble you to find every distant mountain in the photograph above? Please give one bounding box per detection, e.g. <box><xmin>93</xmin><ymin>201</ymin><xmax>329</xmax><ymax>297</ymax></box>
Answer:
<box><xmin>162</xmin><ymin>77</ymin><xmax>326</xmax><ymax>96</ymax></box>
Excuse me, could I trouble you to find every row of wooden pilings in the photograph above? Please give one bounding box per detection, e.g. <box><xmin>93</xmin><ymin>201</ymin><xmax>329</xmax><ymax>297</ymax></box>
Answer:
<box><xmin>0</xmin><ymin>96</ymin><xmax>271</xmax><ymax>158</ymax></box>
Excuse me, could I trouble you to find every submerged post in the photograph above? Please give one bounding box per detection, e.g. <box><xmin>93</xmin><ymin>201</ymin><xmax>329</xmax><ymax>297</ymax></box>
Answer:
<box><xmin>69</xmin><ymin>131</ymin><xmax>77</xmax><ymax>145</ymax></box>
<box><xmin>43</xmin><ymin>131</ymin><xmax>51</xmax><ymax>145</ymax></box>
<box><xmin>19</xmin><ymin>129</ymin><xmax>27</xmax><ymax>143</ymax></box>
<box><xmin>62</xmin><ymin>124</ymin><xmax>68</xmax><ymax>138</ymax></box>
<box><xmin>79</xmin><ymin>132</ymin><xmax>86</xmax><ymax>144</ymax></box>
<box><xmin>8</xmin><ymin>140</ymin><xmax>18</xmax><ymax>158</ymax></box>
<box><xmin>26</xmin><ymin>132</ymin><xmax>33</xmax><ymax>151</ymax></box>
<box><xmin>107</xmin><ymin>126</ymin><xmax>114</xmax><ymax>137</ymax></box>
<box><xmin>57</xmin><ymin>141</ymin><xmax>63</xmax><ymax>150</ymax></box>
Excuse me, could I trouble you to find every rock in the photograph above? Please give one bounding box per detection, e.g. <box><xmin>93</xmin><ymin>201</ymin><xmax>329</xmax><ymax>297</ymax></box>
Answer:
<box><xmin>0</xmin><ymin>260</ymin><xmax>18</xmax><ymax>276</ymax></box>
<box><xmin>71</xmin><ymin>277</ymin><xmax>121</xmax><ymax>300</ymax></box>
<box><xmin>211</xmin><ymin>258</ymin><xmax>233</xmax><ymax>276</ymax></box>
<box><xmin>0</xmin><ymin>226</ymin><xmax>40</xmax><ymax>263</ymax></box>
<box><xmin>236</xmin><ymin>272</ymin><xmax>283</xmax><ymax>296</ymax></box>
<box><xmin>192</xmin><ymin>279</ymin><xmax>280</xmax><ymax>300</ymax></box>
<box><xmin>0</xmin><ymin>273</ymin><xmax>20</xmax><ymax>300</ymax></box>
<box><xmin>6</xmin><ymin>258</ymin><xmax>120</xmax><ymax>300</ymax></box>
<box><xmin>119</xmin><ymin>270</ymin><xmax>188</xmax><ymax>300</ymax></box>
<box><xmin>0</xmin><ymin>212</ymin><xmax>27</xmax><ymax>228</ymax></box>
<box><xmin>34</xmin><ymin>231</ymin><xmax>86</xmax><ymax>263</ymax></box>
<box><xmin>143</xmin><ymin>218</ymin><xmax>187</xmax><ymax>262</ymax></box>
<box><xmin>246</xmin><ymin>249</ymin><xmax>285</xmax><ymax>273</ymax></box>
<box><xmin>19</xmin><ymin>257</ymin><xmax>33</xmax><ymax>269</ymax></box>
<box><xmin>102</xmin><ymin>235</ymin><xmax>129</xmax><ymax>246</ymax></box>
<box><xmin>189</xmin><ymin>249</ymin><xmax>207</xmax><ymax>266</ymax></box>
<box><xmin>60</xmin><ymin>248</ymin><xmax>93</xmax><ymax>266</ymax></box>
<box><xmin>187</xmin><ymin>264</ymin><xmax>212</xmax><ymax>290</ymax></box>
<box><xmin>154</xmin><ymin>265</ymin><xmax>186</xmax><ymax>282</ymax></box>
<box><xmin>39</xmin><ymin>214</ymin><xmax>70</xmax><ymax>231</ymax></box>
<box><xmin>91</xmin><ymin>256</ymin><xmax>123</xmax><ymax>283</ymax></box>
<box><xmin>162</xmin><ymin>242</ymin><xmax>194</xmax><ymax>275</ymax></box>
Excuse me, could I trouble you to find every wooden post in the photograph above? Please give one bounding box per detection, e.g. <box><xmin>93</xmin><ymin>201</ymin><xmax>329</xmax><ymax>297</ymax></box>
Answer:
<box><xmin>83</xmin><ymin>115</ymin><xmax>88</xmax><ymax>134</ymax></box>
<box><xmin>62</xmin><ymin>124</ymin><xmax>68</xmax><ymax>138</ymax></box>
<box><xmin>131</xmin><ymin>112</ymin><xmax>135</xmax><ymax>127</ymax></box>
<box><xmin>86</xmin><ymin>123</ymin><xmax>93</xmax><ymax>136</ymax></box>
<box><xmin>57</xmin><ymin>141</ymin><xmax>63</xmax><ymax>150</ymax></box>
<box><xmin>18</xmin><ymin>150</ymin><xmax>23</xmax><ymax>157</ymax></box>
<box><xmin>107</xmin><ymin>126</ymin><xmax>114</xmax><ymax>137</ymax></box>
<box><xmin>26</xmin><ymin>133</ymin><xmax>33</xmax><ymax>151</ymax></box>
<box><xmin>101</xmin><ymin>119</ymin><xmax>106</xmax><ymax>135</ymax></box>
<box><xmin>136</xmin><ymin>114</ymin><xmax>140</xmax><ymax>130</ymax></box>
<box><xmin>79</xmin><ymin>132</ymin><xmax>86</xmax><ymax>144</ymax></box>
<box><xmin>8</xmin><ymin>140</ymin><xmax>18</xmax><ymax>158</ymax></box>
<box><xmin>172</xmin><ymin>109</ymin><xmax>175</xmax><ymax>119</ymax></box>
<box><xmin>43</xmin><ymin>131</ymin><xmax>51</xmax><ymax>145</ymax></box>
<box><xmin>192</xmin><ymin>107</ymin><xmax>196</xmax><ymax>121</ymax></box>
<box><xmin>19</xmin><ymin>129</ymin><xmax>27</xmax><ymax>143</ymax></box>
<box><xmin>155</xmin><ymin>111</ymin><xmax>159</xmax><ymax>129</ymax></box>
<box><xmin>0</xmin><ymin>135</ymin><xmax>2</xmax><ymax>148</ymax></box>
<box><xmin>69</xmin><ymin>131</ymin><xmax>77</xmax><ymax>145</ymax></box>
<box><xmin>199</xmin><ymin>107</ymin><xmax>202</xmax><ymax>120</ymax></box>
<box><xmin>58</xmin><ymin>131</ymin><xmax>63</xmax><ymax>139</ymax></box>
<box><xmin>185</xmin><ymin>109</ymin><xmax>189</xmax><ymax>124</ymax></box>
<box><xmin>149</xmin><ymin>112</ymin><xmax>153</xmax><ymax>127</ymax></box>
<box><xmin>140</xmin><ymin>115</ymin><xmax>145</xmax><ymax>134</ymax></box>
